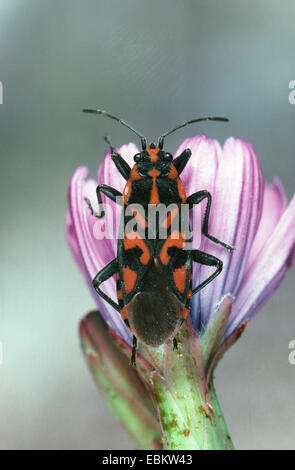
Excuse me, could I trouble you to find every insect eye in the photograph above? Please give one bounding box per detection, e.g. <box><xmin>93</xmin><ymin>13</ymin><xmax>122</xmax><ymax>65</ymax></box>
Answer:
<box><xmin>164</xmin><ymin>152</ymin><xmax>173</xmax><ymax>161</ymax></box>
<box><xmin>134</xmin><ymin>153</ymin><xmax>142</xmax><ymax>162</ymax></box>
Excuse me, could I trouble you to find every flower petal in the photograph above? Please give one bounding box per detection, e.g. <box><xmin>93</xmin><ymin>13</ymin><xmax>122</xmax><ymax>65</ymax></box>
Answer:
<box><xmin>196</xmin><ymin>138</ymin><xmax>264</xmax><ymax>332</ymax></box>
<box><xmin>68</xmin><ymin>166</ymin><xmax>131</xmax><ymax>342</ymax></box>
<box><xmin>65</xmin><ymin>210</ymin><xmax>86</xmax><ymax>274</ymax></box>
<box><xmin>226</xmin><ymin>192</ymin><xmax>295</xmax><ymax>338</ymax></box>
<box><xmin>174</xmin><ymin>136</ymin><xmax>221</xmax><ymax>330</ymax></box>
<box><xmin>246</xmin><ymin>178</ymin><xmax>287</xmax><ymax>270</ymax></box>
<box><xmin>97</xmin><ymin>143</ymin><xmax>140</xmax><ymax>254</ymax></box>
<box><xmin>98</xmin><ymin>142</ymin><xmax>139</xmax><ymax>192</ymax></box>
<box><xmin>176</xmin><ymin>135</ymin><xmax>221</xmax><ymax>203</ymax></box>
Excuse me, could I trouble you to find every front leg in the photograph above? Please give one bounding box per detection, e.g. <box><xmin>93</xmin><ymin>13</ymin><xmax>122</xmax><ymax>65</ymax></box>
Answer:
<box><xmin>104</xmin><ymin>135</ymin><xmax>131</xmax><ymax>180</ymax></box>
<box><xmin>111</xmin><ymin>152</ymin><xmax>131</xmax><ymax>181</ymax></box>
<box><xmin>173</xmin><ymin>148</ymin><xmax>191</xmax><ymax>175</ymax></box>
<box><xmin>187</xmin><ymin>190</ymin><xmax>233</xmax><ymax>251</ymax></box>
<box><xmin>85</xmin><ymin>184</ymin><xmax>123</xmax><ymax>218</ymax></box>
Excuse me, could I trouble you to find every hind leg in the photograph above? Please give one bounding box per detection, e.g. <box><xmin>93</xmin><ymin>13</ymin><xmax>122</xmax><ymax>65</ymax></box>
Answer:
<box><xmin>191</xmin><ymin>249</ymin><xmax>223</xmax><ymax>296</ymax></box>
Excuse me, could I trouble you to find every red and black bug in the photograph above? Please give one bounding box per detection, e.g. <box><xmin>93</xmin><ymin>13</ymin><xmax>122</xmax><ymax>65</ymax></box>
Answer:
<box><xmin>83</xmin><ymin>109</ymin><xmax>233</xmax><ymax>365</ymax></box>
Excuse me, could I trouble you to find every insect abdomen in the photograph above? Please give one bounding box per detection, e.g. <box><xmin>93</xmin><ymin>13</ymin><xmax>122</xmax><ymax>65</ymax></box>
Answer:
<box><xmin>125</xmin><ymin>259</ymin><xmax>184</xmax><ymax>346</ymax></box>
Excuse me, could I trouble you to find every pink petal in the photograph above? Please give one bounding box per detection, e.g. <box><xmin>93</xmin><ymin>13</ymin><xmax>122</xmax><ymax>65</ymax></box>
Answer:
<box><xmin>67</xmin><ymin>166</ymin><xmax>131</xmax><ymax>342</ymax></box>
<box><xmin>97</xmin><ymin>143</ymin><xmax>140</xmax><ymax>254</ymax></box>
<box><xmin>176</xmin><ymin>135</ymin><xmax>221</xmax><ymax>202</ymax></box>
<box><xmin>226</xmin><ymin>192</ymin><xmax>295</xmax><ymax>338</ymax></box>
<box><xmin>196</xmin><ymin>138</ymin><xmax>264</xmax><ymax>331</ymax></box>
<box><xmin>66</xmin><ymin>209</ymin><xmax>104</xmax><ymax>311</ymax></box>
<box><xmin>65</xmin><ymin>211</ymin><xmax>85</xmax><ymax>274</ymax></box>
<box><xmin>246</xmin><ymin>178</ymin><xmax>287</xmax><ymax>270</ymax></box>
<box><xmin>98</xmin><ymin>142</ymin><xmax>139</xmax><ymax>192</ymax></box>
<box><xmin>175</xmin><ymin>135</ymin><xmax>221</xmax><ymax>253</ymax></box>
<box><xmin>174</xmin><ymin>136</ymin><xmax>221</xmax><ymax>330</ymax></box>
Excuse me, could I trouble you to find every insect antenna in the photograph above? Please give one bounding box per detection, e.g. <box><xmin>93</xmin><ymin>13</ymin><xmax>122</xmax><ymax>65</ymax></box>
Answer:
<box><xmin>158</xmin><ymin>116</ymin><xmax>229</xmax><ymax>149</ymax></box>
<box><xmin>83</xmin><ymin>108</ymin><xmax>147</xmax><ymax>149</ymax></box>
<box><xmin>103</xmin><ymin>135</ymin><xmax>115</xmax><ymax>152</ymax></box>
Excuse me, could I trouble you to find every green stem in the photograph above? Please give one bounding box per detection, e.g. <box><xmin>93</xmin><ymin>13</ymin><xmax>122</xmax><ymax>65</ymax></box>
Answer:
<box><xmin>143</xmin><ymin>319</ymin><xmax>235</xmax><ymax>450</ymax></box>
<box><xmin>207</xmin><ymin>379</ymin><xmax>234</xmax><ymax>450</ymax></box>
<box><xmin>153</xmin><ymin>365</ymin><xmax>234</xmax><ymax>450</ymax></box>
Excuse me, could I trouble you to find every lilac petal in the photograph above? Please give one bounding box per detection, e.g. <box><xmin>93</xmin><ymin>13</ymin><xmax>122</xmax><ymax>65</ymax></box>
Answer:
<box><xmin>97</xmin><ymin>143</ymin><xmax>140</xmax><ymax>254</ymax></box>
<box><xmin>175</xmin><ymin>135</ymin><xmax>221</xmax><ymax>200</ymax></box>
<box><xmin>174</xmin><ymin>136</ymin><xmax>221</xmax><ymax>330</ymax></box>
<box><xmin>66</xmin><ymin>208</ymin><xmax>103</xmax><ymax>308</ymax></box>
<box><xmin>68</xmin><ymin>167</ymin><xmax>112</xmax><ymax>276</ymax></box>
<box><xmin>68</xmin><ymin>166</ymin><xmax>131</xmax><ymax>342</ymax></box>
<box><xmin>66</xmin><ymin>211</ymin><xmax>86</xmax><ymax>274</ymax></box>
<box><xmin>226</xmin><ymin>192</ymin><xmax>295</xmax><ymax>338</ymax></box>
<box><xmin>98</xmin><ymin>142</ymin><xmax>139</xmax><ymax>191</ymax></box>
<box><xmin>196</xmin><ymin>138</ymin><xmax>264</xmax><ymax>331</ymax></box>
<box><xmin>175</xmin><ymin>135</ymin><xmax>221</xmax><ymax>247</ymax></box>
<box><xmin>246</xmin><ymin>178</ymin><xmax>287</xmax><ymax>270</ymax></box>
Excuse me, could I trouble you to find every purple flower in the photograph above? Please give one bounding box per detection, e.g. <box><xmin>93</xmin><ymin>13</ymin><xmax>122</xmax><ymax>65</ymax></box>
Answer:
<box><xmin>66</xmin><ymin>136</ymin><xmax>295</xmax><ymax>344</ymax></box>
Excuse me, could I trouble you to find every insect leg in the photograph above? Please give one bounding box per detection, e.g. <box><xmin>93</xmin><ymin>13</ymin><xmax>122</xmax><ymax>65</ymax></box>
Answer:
<box><xmin>191</xmin><ymin>249</ymin><xmax>223</xmax><ymax>296</ymax></box>
<box><xmin>173</xmin><ymin>148</ymin><xmax>191</xmax><ymax>175</ymax></box>
<box><xmin>104</xmin><ymin>136</ymin><xmax>131</xmax><ymax>180</ymax></box>
<box><xmin>131</xmin><ymin>335</ymin><xmax>137</xmax><ymax>367</ymax></box>
<box><xmin>111</xmin><ymin>152</ymin><xmax>131</xmax><ymax>180</ymax></box>
<box><xmin>100</xmin><ymin>184</ymin><xmax>123</xmax><ymax>204</ymax></box>
<box><xmin>85</xmin><ymin>184</ymin><xmax>123</xmax><ymax>218</ymax></box>
<box><xmin>187</xmin><ymin>190</ymin><xmax>233</xmax><ymax>251</ymax></box>
<box><xmin>93</xmin><ymin>258</ymin><xmax>120</xmax><ymax>312</ymax></box>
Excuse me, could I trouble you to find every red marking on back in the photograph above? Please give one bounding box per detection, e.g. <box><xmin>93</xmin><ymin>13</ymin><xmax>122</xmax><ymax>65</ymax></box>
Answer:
<box><xmin>148</xmin><ymin>168</ymin><xmax>161</xmax><ymax>204</ymax></box>
<box><xmin>123</xmin><ymin>165</ymin><xmax>141</xmax><ymax>204</ymax></box>
<box><xmin>123</xmin><ymin>180</ymin><xmax>132</xmax><ymax>204</ymax></box>
<box><xmin>120</xmin><ymin>306</ymin><xmax>128</xmax><ymax>319</ymax></box>
<box><xmin>159</xmin><ymin>231</ymin><xmax>186</xmax><ymax>265</ymax></box>
<box><xmin>130</xmin><ymin>165</ymin><xmax>141</xmax><ymax>181</ymax></box>
<box><xmin>177</xmin><ymin>177</ymin><xmax>187</xmax><ymax>203</ymax></box>
<box><xmin>173</xmin><ymin>266</ymin><xmax>187</xmax><ymax>294</ymax></box>
<box><xmin>129</xmin><ymin>204</ymin><xmax>148</xmax><ymax>229</ymax></box>
<box><xmin>181</xmin><ymin>308</ymin><xmax>189</xmax><ymax>319</ymax></box>
<box><xmin>168</xmin><ymin>164</ymin><xmax>178</xmax><ymax>179</ymax></box>
<box><xmin>146</xmin><ymin>146</ymin><xmax>159</xmax><ymax>163</ymax></box>
<box><xmin>148</xmin><ymin>168</ymin><xmax>160</xmax><ymax>178</ymax></box>
<box><xmin>117</xmin><ymin>289</ymin><xmax>123</xmax><ymax>300</ymax></box>
<box><xmin>161</xmin><ymin>205</ymin><xmax>179</xmax><ymax>229</ymax></box>
<box><xmin>124</xmin><ymin>233</ymin><xmax>151</xmax><ymax>265</ymax></box>
<box><xmin>123</xmin><ymin>266</ymin><xmax>137</xmax><ymax>294</ymax></box>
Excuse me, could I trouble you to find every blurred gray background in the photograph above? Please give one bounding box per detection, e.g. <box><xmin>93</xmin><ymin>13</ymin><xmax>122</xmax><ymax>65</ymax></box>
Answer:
<box><xmin>0</xmin><ymin>0</ymin><xmax>295</xmax><ymax>449</ymax></box>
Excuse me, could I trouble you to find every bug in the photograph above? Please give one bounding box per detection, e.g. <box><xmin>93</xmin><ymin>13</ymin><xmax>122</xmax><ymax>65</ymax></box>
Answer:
<box><xmin>83</xmin><ymin>109</ymin><xmax>233</xmax><ymax>365</ymax></box>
